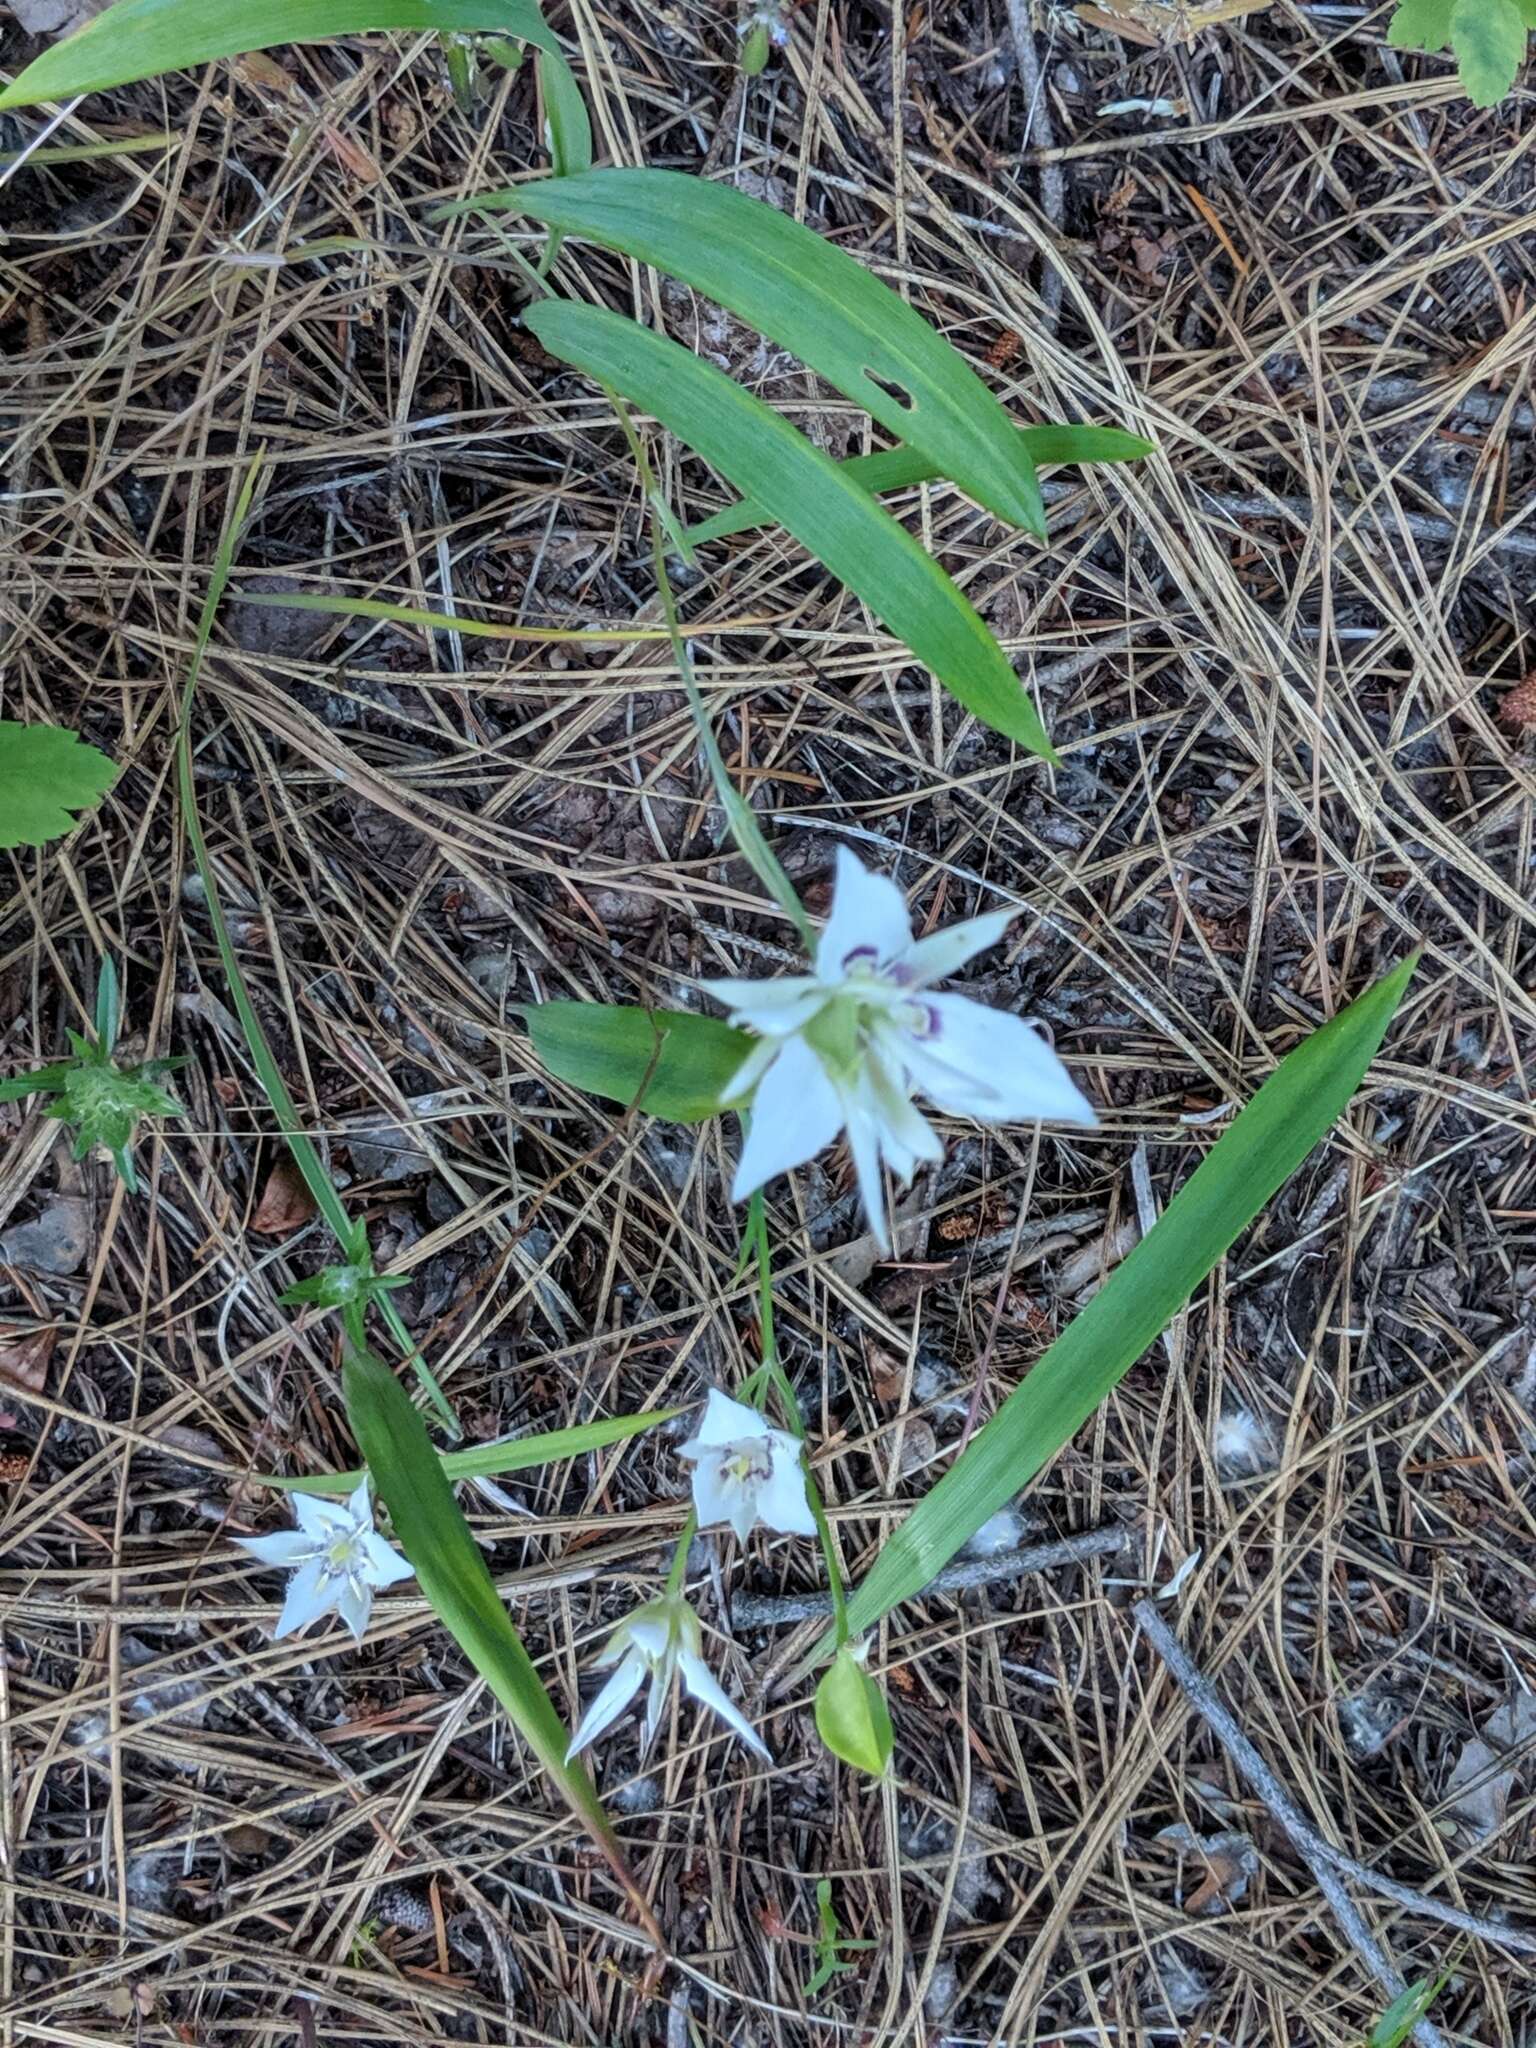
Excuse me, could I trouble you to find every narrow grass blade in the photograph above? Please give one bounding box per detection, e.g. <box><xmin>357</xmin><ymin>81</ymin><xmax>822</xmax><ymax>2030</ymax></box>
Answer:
<box><xmin>0</xmin><ymin>0</ymin><xmax>558</xmax><ymax>109</ymax></box>
<box><xmin>231</xmin><ymin>588</ymin><xmax>683</xmax><ymax>643</ymax></box>
<box><xmin>527</xmin><ymin>1001</ymin><xmax>752</xmax><ymax>1121</ymax></box>
<box><xmin>686</xmin><ymin>424</ymin><xmax>1154</xmax><ymax>548</ymax></box>
<box><xmin>342</xmin><ymin>1344</ymin><xmax>660</xmax><ymax>1944</ymax></box>
<box><xmin>177</xmin><ymin>457</ymin><xmax>457</xmax><ymax>1433</ymax></box>
<box><xmin>831</xmin><ymin>954</ymin><xmax>1418</xmax><ymax>1650</ymax></box>
<box><xmin>271</xmin><ymin>1404</ymin><xmax>681</xmax><ymax>1492</ymax></box>
<box><xmin>525</xmin><ymin>299</ymin><xmax>1058</xmax><ymax>761</ymax></box>
<box><xmin>443</xmin><ymin>168</ymin><xmax>1047</xmax><ymax>538</ymax></box>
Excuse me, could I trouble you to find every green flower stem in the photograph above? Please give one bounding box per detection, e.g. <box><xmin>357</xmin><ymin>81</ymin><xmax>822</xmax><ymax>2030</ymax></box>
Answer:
<box><xmin>605</xmin><ymin>385</ymin><xmax>814</xmax><ymax>952</ymax></box>
<box><xmin>665</xmin><ymin>1509</ymin><xmax>699</xmax><ymax>1596</ymax></box>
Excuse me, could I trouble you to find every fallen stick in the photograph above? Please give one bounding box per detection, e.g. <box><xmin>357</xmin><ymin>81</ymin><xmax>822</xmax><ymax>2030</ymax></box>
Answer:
<box><xmin>732</xmin><ymin>1524</ymin><xmax>1135</xmax><ymax>1629</ymax></box>
<box><xmin>1133</xmin><ymin>1598</ymin><xmax>1536</xmax><ymax>2048</ymax></box>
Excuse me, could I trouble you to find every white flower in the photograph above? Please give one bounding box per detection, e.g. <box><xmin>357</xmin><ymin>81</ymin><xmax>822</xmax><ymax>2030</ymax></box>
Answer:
<box><xmin>235</xmin><ymin>1477</ymin><xmax>414</xmax><ymax>1641</ymax></box>
<box><xmin>704</xmin><ymin>847</ymin><xmax>1098</xmax><ymax>1249</ymax></box>
<box><xmin>567</xmin><ymin>1594</ymin><xmax>769</xmax><ymax>1761</ymax></box>
<box><xmin>679</xmin><ymin>1389</ymin><xmax>816</xmax><ymax>1543</ymax></box>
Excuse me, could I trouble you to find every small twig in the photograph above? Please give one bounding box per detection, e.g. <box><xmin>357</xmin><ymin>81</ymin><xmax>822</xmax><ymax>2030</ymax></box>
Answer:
<box><xmin>732</xmin><ymin>1525</ymin><xmax>1134</xmax><ymax>1628</ymax></box>
<box><xmin>1004</xmin><ymin>0</ymin><xmax>1065</xmax><ymax>332</ymax></box>
<box><xmin>1134</xmin><ymin>1599</ymin><xmax>1536</xmax><ymax>2032</ymax></box>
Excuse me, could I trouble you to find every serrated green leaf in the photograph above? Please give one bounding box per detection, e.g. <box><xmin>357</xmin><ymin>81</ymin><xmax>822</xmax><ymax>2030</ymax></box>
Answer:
<box><xmin>341</xmin><ymin>1344</ymin><xmax>656</xmax><ymax>1937</ymax></box>
<box><xmin>0</xmin><ymin>0</ymin><xmax>558</xmax><ymax>111</ymax></box>
<box><xmin>442</xmin><ymin>167</ymin><xmax>1048</xmax><ymax>538</ymax></box>
<box><xmin>524</xmin><ymin>299</ymin><xmax>1059</xmax><ymax>760</ymax></box>
<box><xmin>826</xmin><ymin>954</ymin><xmax>1418</xmax><ymax>1652</ymax></box>
<box><xmin>0</xmin><ymin>722</ymin><xmax>116</xmax><ymax>851</ymax></box>
<box><xmin>1449</xmin><ymin>0</ymin><xmax>1527</xmax><ymax>100</ymax></box>
<box><xmin>526</xmin><ymin>1000</ymin><xmax>753</xmax><ymax>1121</ymax></box>
<box><xmin>0</xmin><ymin>1064</ymin><xmax>72</xmax><ymax>1103</ymax></box>
<box><xmin>1386</xmin><ymin>0</ymin><xmax>1455</xmax><ymax>46</ymax></box>
<box><xmin>1388</xmin><ymin>0</ymin><xmax>1454</xmax><ymax>43</ymax></box>
<box><xmin>686</xmin><ymin>423</ymin><xmax>1153</xmax><ymax>548</ymax></box>
<box><xmin>814</xmin><ymin>1648</ymin><xmax>893</xmax><ymax>1775</ymax></box>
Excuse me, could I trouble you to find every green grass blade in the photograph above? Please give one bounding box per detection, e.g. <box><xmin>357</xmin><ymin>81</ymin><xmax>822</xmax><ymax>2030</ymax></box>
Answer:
<box><xmin>230</xmin><ymin>588</ymin><xmax>677</xmax><ymax>643</ymax></box>
<box><xmin>831</xmin><ymin>954</ymin><xmax>1418</xmax><ymax>1650</ymax></box>
<box><xmin>524</xmin><ymin>299</ymin><xmax>1058</xmax><ymax>761</ymax></box>
<box><xmin>685</xmin><ymin>424</ymin><xmax>1154</xmax><ymax>549</ymax></box>
<box><xmin>270</xmin><ymin>1404</ymin><xmax>681</xmax><ymax>1492</ymax></box>
<box><xmin>526</xmin><ymin>1001</ymin><xmax>753</xmax><ymax>1121</ymax></box>
<box><xmin>441</xmin><ymin>167</ymin><xmax>1048</xmax><ymax>538</ymax></box>
<box><xmin>0</xmin><ymin>0</ymin><xmax>558</xmax><ymax>108</ymax></box>
<box><xmin>341</xmin><ymin>1344</ymin><xmax>660</xmax><ymax>1944</ymax></box>
<box><xmin>176</xmin><ymin>457</ymin><xmax>457</xmax><ymax>1434</ymax></box>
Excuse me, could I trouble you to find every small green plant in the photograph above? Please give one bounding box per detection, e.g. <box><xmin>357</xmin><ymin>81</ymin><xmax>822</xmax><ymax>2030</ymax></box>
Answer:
<box><xmin>1363</xmin><ymin>1964</ymin><xmax>1454</xmax><ymax>2047</ymax></box>
<box><xmin>0</xmin><ymin>960</ymin><xmax>185</xmax><ymax>1192</ymax></box>
<box><xmin>1387</xmin><ymin>0</ymin><xmax>1535</xmax><ymax>105</ymax></box>
<box><xmin>801</xmin><ymin>1878</ymin><xmax>875</xmax><ymax>1998</ymax></box>
<box><xmin>278</xmin><ymin>1216</ymin><xmax>412</xmax><ymax>1338</ymax></box>
<box><xmin>0</xmin><ymin>720</ymin><xmax>116</xmax><ymax>851</ymax></box>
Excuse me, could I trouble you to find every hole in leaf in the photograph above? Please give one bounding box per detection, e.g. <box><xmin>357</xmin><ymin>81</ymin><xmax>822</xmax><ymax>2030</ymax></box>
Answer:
<box><xmin>863</xmin><ymin>369</ymin><xmax>915</xmax><ymax>413</ymax></box>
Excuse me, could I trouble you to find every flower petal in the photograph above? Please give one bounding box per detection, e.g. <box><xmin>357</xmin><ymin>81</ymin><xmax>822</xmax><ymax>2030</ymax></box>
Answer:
<box><xmin>566</xmin><ymin>1653</ymin><xmax>647</xmax><ymax>1758</ymax></box>
<box><xmin>361</xmin><ymin>1531</ymin><xmax>416</xmax><ymax>1588</ymax></box>
<box><xmin>815</xmin><ymin>847</ymin><xmax>912</xmax><ymax>980</ymax></box>
<box><xmin>336</xmin><ymin>1576</ymin><xmax>373</xmax><ymax>1641</ymax></box>
<box><xmin>679</xmin><ymin>1653</ymin><xmax>771</xmax><ymax>1759</ymax></box>
<box><xmin>272</xmin><ymin>1558</ymin><xmax>334</xmax><ymax>1639</ymax></box>
<box><xmin>905</xmin><ymin>996</ymin><xmax>1099</xmax><ymax>1125</ymax></box>
<box><xmin>756</xmin><ymin>1454</ymin><xmax>816</xmax><ymax>1537</ymax></box>
<box><xmin>730</xmin><ymin>1033</ymin><xmax>845</xmax><ymax>1202</ymax></box>
<box><xmin>841</xmin><ymin>1081</ymin><xmax>889</xmax><ymax>1251</ymax></box>
<box><xmin>693</xmin><ymin>1389</ymin><xmax>767</xmax><ymax>1448</ymax></box>
<box><xmin>720</xmin><ymin>1035</ymin><xmax>778</xmax><ymax>1106</ymax></box>
<box><xmin>687</xmin><ymin>1451</ymin><xmax>740</xmax><ymax>1533</ymax></box>
<box><xmin>898</xmin><ymin>907</ymin><xmax>1014</xmax><ymax>987</ymax></box>
<box><xmin>345</xmin><ymin>1475</ymin><xmax>375</xmax><ymax>1531</ymax></box>
<box><xmin>292</xmin><ymin>1493</ymin><xmax>348</xmax><ymax>1542</ymax></box>
<box><xmin>865</xmin><ymin>1043</ymin><xmax>944</xmax><ymax>1181</ymax></box>
<box><xmin>729</xmin><ymin>1491</ymin><xmax>759</xmax><ymax>1543</ymax></box>
<box><xmin>234</xmin><ymin>1530</ymin><xmax>316</xmax><ymax>1569</ymax></box>
<box><xmin>700</xmin><ymin>976</ymin><xmax>827</xmax><ymax>1036</ymax></box>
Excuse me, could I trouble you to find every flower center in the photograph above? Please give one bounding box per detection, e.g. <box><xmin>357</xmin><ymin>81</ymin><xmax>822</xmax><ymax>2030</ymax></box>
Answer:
<box><xmin>724</xmin><ymin>1446</ymin><xmax>773</xmax><ymax>1488</ymax></box>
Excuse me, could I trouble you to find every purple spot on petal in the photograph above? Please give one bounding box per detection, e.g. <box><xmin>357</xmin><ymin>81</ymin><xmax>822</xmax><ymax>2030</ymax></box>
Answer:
<box><xmin>842</xmin><ymin>944</ymin><xmax>879</xmax><ymax>972</ymax></box>
<box><xmin>886</xmin><ymin>960</ymin><xmax>915</xmax><ymax>987</ymax></box>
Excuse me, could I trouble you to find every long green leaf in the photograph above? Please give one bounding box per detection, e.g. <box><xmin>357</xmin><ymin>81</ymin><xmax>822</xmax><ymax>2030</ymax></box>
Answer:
<box><xmin>524</xmin><ymin>299</ymin><xmax>1058</xmax><ymax>761</ymax></box>
<box><xmin>271</xmin><ymin>1404</ymin><xmax>681</xmax><ymax>1492</ymax></box>
<box><xmin>527</xmin><ymin>1000</ymin><xmax>752</xmax><ymax>1122</ymax></box>
<box><xmin>342</xmin><ymin>1344</ymin><xmax>659</xmax><ymax>1943</ymax></box>
<box><xmin>0</xmin><ymin>0</ymin><xmax>557</xmax><ymax>110</ymax></box>
<box><xmin>686</xmin><ymin>424</ymin><xmax>1154</xmax><ymax>549</ymax></box>
<box><xmin>831</xmin><ymin>954</ymin><xmax>1417</xmax><ymax>1650</ymax></box>
<box><xmin>441</xmin><ymin>167</ymin><xmax>1048</xmax><ymax>538</ymax></box>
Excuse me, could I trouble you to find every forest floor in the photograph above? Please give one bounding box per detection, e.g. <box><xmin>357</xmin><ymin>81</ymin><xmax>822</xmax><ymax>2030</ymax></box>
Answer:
<box><xmin>2</xmin><ymin>1</ymin><xmax>1535</xmax><ymax>2043</ymax></box>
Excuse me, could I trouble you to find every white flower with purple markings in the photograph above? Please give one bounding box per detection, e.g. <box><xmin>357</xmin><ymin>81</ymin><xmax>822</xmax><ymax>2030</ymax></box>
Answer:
<box><xmin>567</xmin><ymin>1595</ymin><xmax>768</xmax><ymax>1761</ymax></box>
<box><xmin>235</xmin><ymin>1478</ymin><xmax>414</xmax><ymax>1642</ymax></box>
<box><xmin>680</xmin><ymin>1389</ymin><xmax>816</xmax><ymax>1543</ymax></box>
<box><xmin>704</xmin><ymin>847</ymin><xmax>1098</xmax><ymax>1248</ymax></box>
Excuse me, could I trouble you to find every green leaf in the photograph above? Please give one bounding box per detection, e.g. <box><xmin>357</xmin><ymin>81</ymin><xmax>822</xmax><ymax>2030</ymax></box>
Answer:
<box><xmin>1386</xmin><ymin>0</ymin><xmax>1455</xmax><ymax>46</ymax></box>
<box><xmin>341</xmin><ymin>1344</ymin><xmax>658</xmax><ymax>1940</ymax></box>
<box><xmin>1368</xmin><ymin>1966</ymin><xmax>1452</xmax><ymax>2048</ymax></box>
<box><xmin>830</xmin><ymin>954</ymin><xmax>1418</xmax><ymax>1650</ymax></box>
<box><xmin>1449</xmin><ymin>0</ymin><xmax>1527</xmax><ymax>101</ymax></box>
<box><xmin>524</xmin><ymin>299</ymin><xmax>1059</xmax><ymax>761</ymax></box>
<box><xmin>0</xmin><ymin>1063</ymin><xmax>72</xmax><ymax>1104</ymax></box>
<box><xmin>271</xmin><ymin>1403</ymin><xmax>681</xmax><ymax>1492</ymax></box>
<box><xmin>0</xmin><ymin>722</ymin><xmax>116</xmax><ymax>850</ymax></box>
<box><xmin>538</xmin><ymin>46</ymin><xmax>590</xmax><ymax>176</ymax></box>
<box><xmin>686</xmin><ymin>423</ymin><xmax>1154</xmax><ymax>548</ymax></box>
<box><xmin>1520</xmin><ymin>0</ymin><xmax>1536</xmax><ymax>27</ymax></box>
<box><xmin>814</xmin><ymin>1647</ymin><xmax>893</xmax><ymax>1776</ymax></box>
<box><xmin>526</xmin><ymin>1000</ymin><xmax>753</xmax><ymax>1121</ymax></box>
<box><xmin>443</xmin><ymin>167</ymin><xmax>1049</xmax><ymax>539</ymax></box>
<box><xmin>0</xmin><ymin>0</ymin><xmax>558</xmax><ymax>111</ymax></box>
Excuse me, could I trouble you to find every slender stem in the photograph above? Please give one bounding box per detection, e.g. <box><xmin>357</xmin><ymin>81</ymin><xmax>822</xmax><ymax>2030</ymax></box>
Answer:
<box><xmin>665</xmin><ymin>1510</ymin><xmax>699</xmax><ymax>1596</ymax></box>
<box><xmin>743</xmin><ymin>1190</ymin><xmax>850</xmax><ymax>1647</ymax></box>
<box><xmin>605</xmin><ymin>386</ymin><xmax>814</xmax><ymax>951</ymax></box>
